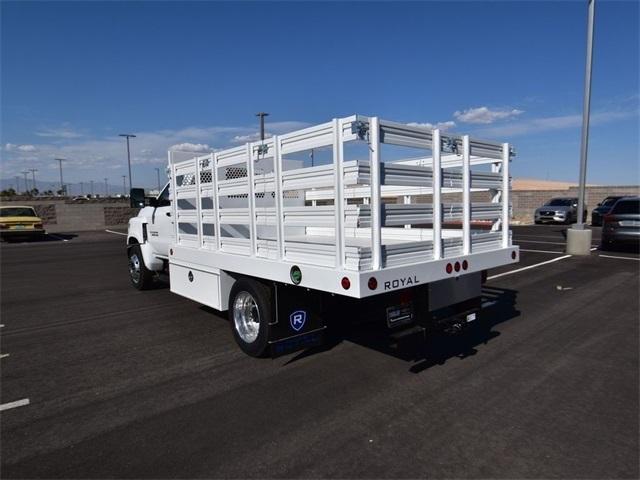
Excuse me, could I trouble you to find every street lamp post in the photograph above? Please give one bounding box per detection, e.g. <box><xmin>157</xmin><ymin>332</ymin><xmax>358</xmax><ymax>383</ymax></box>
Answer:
<box><xmin>29</xmin><ymin>168</ymin><xmax>38</xmax><ymax>191</ymax></box>
<box><xmin>80</xmin><ymin>182</ymin><xmax>84</xmax><ymax>195</ymax></box>
<box><xmin>567</xmin><ymin>0</ymin><xmax>596</xmax><ymax>255</ymax></box>
<box><xmin>15</xmin><ymin>175</ymin><xmax>20</xmax><ymax>194</ymax></box>
<box><xmin>119</xmin><ymin>134</ymin><xmax>136</xmax><ymax>192</ymax></box>
<box><xmin>256</xmin><ymin>112</ymin><xmax>269</xmax><ymax>140</ymax></box>
<box><xmin>22</xmin><ymin>171</ymin><xmax>29</xmax><ymax>193</ymax></box>
<box><xmin>90</xmin><ymin>180</ymin><xmax>94</xmax><ymax>196</ymax></box>
<box><xmin>55</xmin><ymin>158</ymin><xmax>66</xmax><ymax>195</ymax></box>
<box><xmin>104</xmin><ymin>178</ymin><xmax>109</xmax><ymax>197</ymax></box>
<box><xmin>122</xmin><ymin>175</ymin><xmax>127</xmax><ymax>196</ymax></box>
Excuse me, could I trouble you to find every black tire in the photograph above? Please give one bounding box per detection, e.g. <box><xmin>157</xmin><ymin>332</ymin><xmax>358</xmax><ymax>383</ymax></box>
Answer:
<box><xmin>534</xmin><ymin>220</ymin><xmax>542</xmax><ymax>225</ymax></box>
<box><xmin>228</xmin><ymin>278</ymin><xmax>272</xmax><ymax>357</ymax></box>
<box><xmin>128</xmin><ymin>244</ymin><xmax>154</xmax><ymax>290</ymax></box>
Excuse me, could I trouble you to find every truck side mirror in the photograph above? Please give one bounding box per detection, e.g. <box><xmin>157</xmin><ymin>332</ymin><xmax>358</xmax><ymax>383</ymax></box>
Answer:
<box><xmin>130</xmin><ymin>188</ymin><xmax>146</xmax><ymax>208</ymax></box>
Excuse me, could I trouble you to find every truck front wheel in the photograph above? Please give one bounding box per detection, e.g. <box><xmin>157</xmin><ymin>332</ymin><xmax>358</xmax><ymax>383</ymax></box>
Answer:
<box><xmin>229</xmin><ymin>278</ymin><xmax>272</xmax><ymax>357</ymax></box>
<box><xmin>128</xmin><ymin>245</ymin><xmax>154</xmax><ymax>290</ymax></box>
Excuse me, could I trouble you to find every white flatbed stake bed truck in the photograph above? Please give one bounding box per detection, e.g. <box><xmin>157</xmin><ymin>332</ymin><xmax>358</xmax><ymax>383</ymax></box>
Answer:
<box><xmin>127</xmin><ymin>115</ymin><xmax>518</xmax><ymax>357</ymax></box>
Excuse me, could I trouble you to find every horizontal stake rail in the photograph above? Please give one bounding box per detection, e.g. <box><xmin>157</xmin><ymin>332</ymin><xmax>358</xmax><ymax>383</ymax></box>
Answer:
<box><xmin>168</xmin><ymin>114</ymin><xmax>515</xmax><ymax>275</ymax></box>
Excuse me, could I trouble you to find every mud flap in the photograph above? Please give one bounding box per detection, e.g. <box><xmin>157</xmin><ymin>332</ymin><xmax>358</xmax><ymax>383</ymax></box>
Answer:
<box><xmin>268</xmin><ymin>284</ymin><xmax>326</xmax><ymax>358</ymax></box>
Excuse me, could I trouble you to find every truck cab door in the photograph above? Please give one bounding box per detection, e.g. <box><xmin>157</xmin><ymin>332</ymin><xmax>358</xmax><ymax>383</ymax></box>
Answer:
<box><xmin>147</xmin><ymin>183</ymin><xmax>174</xmax><ymax>257</ymax></box>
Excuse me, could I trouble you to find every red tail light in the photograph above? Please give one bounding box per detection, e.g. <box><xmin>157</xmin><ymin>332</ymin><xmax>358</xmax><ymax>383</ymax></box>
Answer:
<box><xmin>367</xmin><ymin>277</ymin><xmax>377</xmax><ymax>290</ymax></box>
<box><xmin>462</xmin><ymin>260</ymin><xmax>468</xmax><ymax>270</ymax></box>
<box><xmin>603</xmin><ymin>214</ymin><xmax>618</xmax><ymax>227</ymax></box>
<box><xmin>0</xmin><ymin>224</ymin><xmax>8</xmax><ymax>230</ymax></box>
<box><xmin>446</xmin><ymin>263</ymin><xmax>453</xmax><ymax>274</ymax></box>
<box><xmin>34</xmin><ymin>223</ymin><xmax>43</xmax><ymax>229</ymax></box>
<box><xmin>341</xmin><ymin>277</ymin><xmax>351</xmax><ymax>290</ymax></box>
<box><xmin>454</xmin><ymin>261</ymin><xmax>461</xmax><ymax>272</ymax></box>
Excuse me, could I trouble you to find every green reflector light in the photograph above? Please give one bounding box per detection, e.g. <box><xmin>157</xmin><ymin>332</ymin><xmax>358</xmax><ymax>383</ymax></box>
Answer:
<box><xmin>290</xmin><ymin>265</ymin><xmax>302</xmax><ymax>285</ymax></box>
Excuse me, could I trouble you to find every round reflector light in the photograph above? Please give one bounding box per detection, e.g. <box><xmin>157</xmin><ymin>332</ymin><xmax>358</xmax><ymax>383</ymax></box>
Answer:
<box><xmin>462</xmin><ymin>260</ymin><xmax>469</xmax><ymax>270</ymax></box>
<box><xmin>446</xmin><ymin>263</ymin><xmax>453</xmax><ymax>274</ymax></box>
<box><xmin>341</xmin><ymin>277</ymin><xmax>351</xmax><ymax>290</ymax></box>
<box><xmin>511</xmin><ymin>251</ymin><xmax>517</xmax><ymax>260</ymax></box>
<box><xmin>368</xmin><ymin>277</ymin><xmax>377</xmax><ymax>290</ymax></box>
<box><xmin>454</xmin><ymin>261</ymin><xmax>461</xmax><ymax>272</ymax></box>
<box><xmin>290</xmin><ymin>265</ymin><xmax>302</xmax><ymax>285</ymax></box>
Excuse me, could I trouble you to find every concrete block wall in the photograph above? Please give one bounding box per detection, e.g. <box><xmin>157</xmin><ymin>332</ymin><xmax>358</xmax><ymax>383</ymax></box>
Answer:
<box><xmin>512</xmin><ymin>185</ymin><xmax>639</xmax><ymax>222</ymax></box>
<box><xmin>2</xmin><ymin>184</ymin><xmax>638</xmax><ymax>232</ymax></box>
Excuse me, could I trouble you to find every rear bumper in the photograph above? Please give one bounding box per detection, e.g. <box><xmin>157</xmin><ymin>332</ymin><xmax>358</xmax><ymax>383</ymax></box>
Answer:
<box><xmin>0</xmin><ymin>229</ymin><xmax>46</xmax><ymax>237</ymax></box>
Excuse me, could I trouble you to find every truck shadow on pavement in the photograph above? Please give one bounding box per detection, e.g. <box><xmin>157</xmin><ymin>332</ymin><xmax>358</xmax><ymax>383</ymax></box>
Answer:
<box><xmin>289</xmin><ymin>286</ymin><xmax>520</xmax><ymax>374</ymax></box>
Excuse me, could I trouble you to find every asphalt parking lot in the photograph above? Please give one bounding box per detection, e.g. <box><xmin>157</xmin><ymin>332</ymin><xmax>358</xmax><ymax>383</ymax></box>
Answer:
<box><xmin>1</xmin><ymin>226</ymin><xmax>638</xmax><ymax>479</ymax></box>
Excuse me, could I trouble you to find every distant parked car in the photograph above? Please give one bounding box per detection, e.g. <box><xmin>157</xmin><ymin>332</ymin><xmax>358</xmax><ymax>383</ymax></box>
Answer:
<box><xmin>601</xmin><ymin>197</ymin><xmax>640</xmax><ymax>250</ymax></box>
<box><xmin>591</xmin><ymin>196</ymin><xmax>624</xmax><ymax>226</ymax></box>
<box><xmin>0</xmin><ymin>206</ymin><xmax>46</xmax><ymax>240</ymax></box>
<box><xmin>534</xmin><ymin>197</ymin><xmax>587</xmax><ymax>225</ymax></box>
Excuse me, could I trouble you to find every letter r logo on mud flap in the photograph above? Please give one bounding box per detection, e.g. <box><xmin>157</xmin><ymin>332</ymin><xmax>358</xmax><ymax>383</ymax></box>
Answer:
<box><xmin>289</xmin><ymin>310</ymin><xmax>307</xmax><ymax>332</ymax></box>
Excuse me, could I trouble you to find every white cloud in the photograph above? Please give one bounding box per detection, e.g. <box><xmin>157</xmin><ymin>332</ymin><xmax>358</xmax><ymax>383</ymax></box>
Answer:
<box><xmin>5</xmin><ymin>143</ymin><xmax>38</xmax><ymax>152</ymax></box>
<box><xmin>407</xmin><ymin>121</ymin><xmax>456</xmax><ymax>131</ymax></box>
<box><xmin>475</xmin><ymin>110</ymin><xmax>636</xmax><ymax>137</ymax></box>
<box><xmin>169</xmin><ymin>142</ymin><xmax>214</xmax><ymax>153</ymax></box>
<box><xmin>0</xmin><ymin>120</ymin><xmax>310</xmax><ymax>183</ymax></box>
<box><xmin>454</xmin><ymin>107</ymin><xmax>524</xmax><ymax>124</ymax></box>
<box><xmin>231</xmin><ymin>132</ymin><xmax>269</xmax><ymax>143</ymax></box>
<box><xmin>35</xmin><ymin>126</ymin><xmax>84</xmax><ymax>139</ymax></box>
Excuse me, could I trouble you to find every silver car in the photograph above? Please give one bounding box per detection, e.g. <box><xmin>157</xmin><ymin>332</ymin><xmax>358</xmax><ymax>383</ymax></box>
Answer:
<box><xmin>534</xmin><ymin>197</ymin><xmax>586</xmax><ymax>225</ymax></box>
<box><xmin>601</xmin><ymin>197</ymin><xmax>640</xmax><ymax>250</ymax></box>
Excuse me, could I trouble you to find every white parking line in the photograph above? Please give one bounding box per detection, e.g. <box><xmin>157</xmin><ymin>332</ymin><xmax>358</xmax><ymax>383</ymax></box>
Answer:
<box><xmin>599</xmin><ymin>254</ymin><xmax>640</xmax><ymax>261</ymax></box>
<box><xmin>105</xmin><ymin>229</ymin><xmax>127</xmax><ymax>236</ymax></box>
<box><xmin>490</xmin><ymin>246</ymin><xmax>599</xmax><ymax>280</ymax></box>
<box><xmin>0</xmin><ymin>353</ymin><xmax>9</xmax><ymax>359</ymax></box>
<box><xmin>488</xmin><ymin>255</ymin><xmax>572</xmax><ymax>280</ymax></box>
<box><xmin>0</xmin><ymin>398</ymin><xmax>30</xmax><ymax>412</ymax></box>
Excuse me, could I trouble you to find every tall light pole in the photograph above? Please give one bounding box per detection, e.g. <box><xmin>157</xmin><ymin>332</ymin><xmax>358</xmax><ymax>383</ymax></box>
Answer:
<box><xmin>119</xmin><ymin>134</ymin><xmax>136</xmax><ymax>192</ymax></box>
<box><xmin>256</xmin><ymin>112</ymin><xmax>269</xmax><ymax>141</ymax></box>
<box><xmin>104</xmin><ymin>178</ymin><xmax>109</xmax><ymax>197</ymax></box>
<box><xmin>122</xmin><ymin>175</ymin><xmax>127</xmax><ymax>196</ymax></box>
<box><xmin>155</xmin><ymin>167</ymin><xmax>161</xmax><ymax>191</ymax></box>
<box><xmin>22</xmin><ymin>171</ymin><xmax>29</xmax><ymax>193</ymax></box>
<box><xmin>15</xmin><ymin>175</ymin><xmax>20</xmax><ymax>194</ymax></box>
<box><xmin>29</xmin><ymin>168</ymin><xmax>38</xmax><ymax>191</ymax></box>
<box><xmin>567</xmin><ymin>0</ymin><xmax>596</xmax><ymax>255</ymax></box>
<box><xmin>55</xmin><ymin>158</ymin><xmax>66</xmax><ymax>195</ymax></box>
<box><xmin>90</xmin><ymin>180</ymin><xmax>94</xmax><ymax>196</ymax></box>
<box><xmin>80</xmin><ymin>182</ymin><xmax>84</xmax><ymax>195</ymax></box>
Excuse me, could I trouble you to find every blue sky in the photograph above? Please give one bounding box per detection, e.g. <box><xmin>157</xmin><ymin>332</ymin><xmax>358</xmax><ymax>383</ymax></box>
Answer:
<box><xmin>1</xmin><ymin>1</ymin><xmax>638</xmax><ymax>192</ymax></box>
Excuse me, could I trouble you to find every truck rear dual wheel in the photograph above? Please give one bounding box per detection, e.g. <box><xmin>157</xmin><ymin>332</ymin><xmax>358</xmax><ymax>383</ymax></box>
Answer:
<box><xmin>228</xmin><ymin>278</ymin><xmax>273</xmax><ymax>357</ymax></box>
<box><xmin>128</xmin><ymin>245</ymin><xmax>155</xmax><ymax>290</ymax></box>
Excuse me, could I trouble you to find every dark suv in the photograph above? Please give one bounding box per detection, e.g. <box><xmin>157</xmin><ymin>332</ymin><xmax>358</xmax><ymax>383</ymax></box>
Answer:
<box><xmin>591</xmin><ymin>196</ymin><xmax>624</xmax><ymax>226</ymax></box>
<box><xmin>601</xmin><ymin>197</ymin><xmax>640</xmax><ymax>250</ymax></box>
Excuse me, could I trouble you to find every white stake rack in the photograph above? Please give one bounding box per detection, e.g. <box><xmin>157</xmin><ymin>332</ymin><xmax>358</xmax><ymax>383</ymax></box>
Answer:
<box><xmin>168</xmin><ymin>115</ymin><xmax>518</xmax><ymax>298</ymax></box>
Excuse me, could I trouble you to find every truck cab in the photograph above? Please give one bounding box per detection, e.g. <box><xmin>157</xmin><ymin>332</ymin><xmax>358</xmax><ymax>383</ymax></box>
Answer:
<box><xmin>127</xmin><ymin>184</ymin><xmax>173</xmax><ymax>285</ymax></box>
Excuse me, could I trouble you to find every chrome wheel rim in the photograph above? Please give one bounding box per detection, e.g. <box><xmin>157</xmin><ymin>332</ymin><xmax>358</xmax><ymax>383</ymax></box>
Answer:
<box><xmin>129</xmin><ymin>253</ymin><xmax>141</xmax><ymax>283</ymax></box>
<box><xmin>233</xmin><ymin>291</ymin><xmax>260</xmax><ymax>344</ymax></box>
